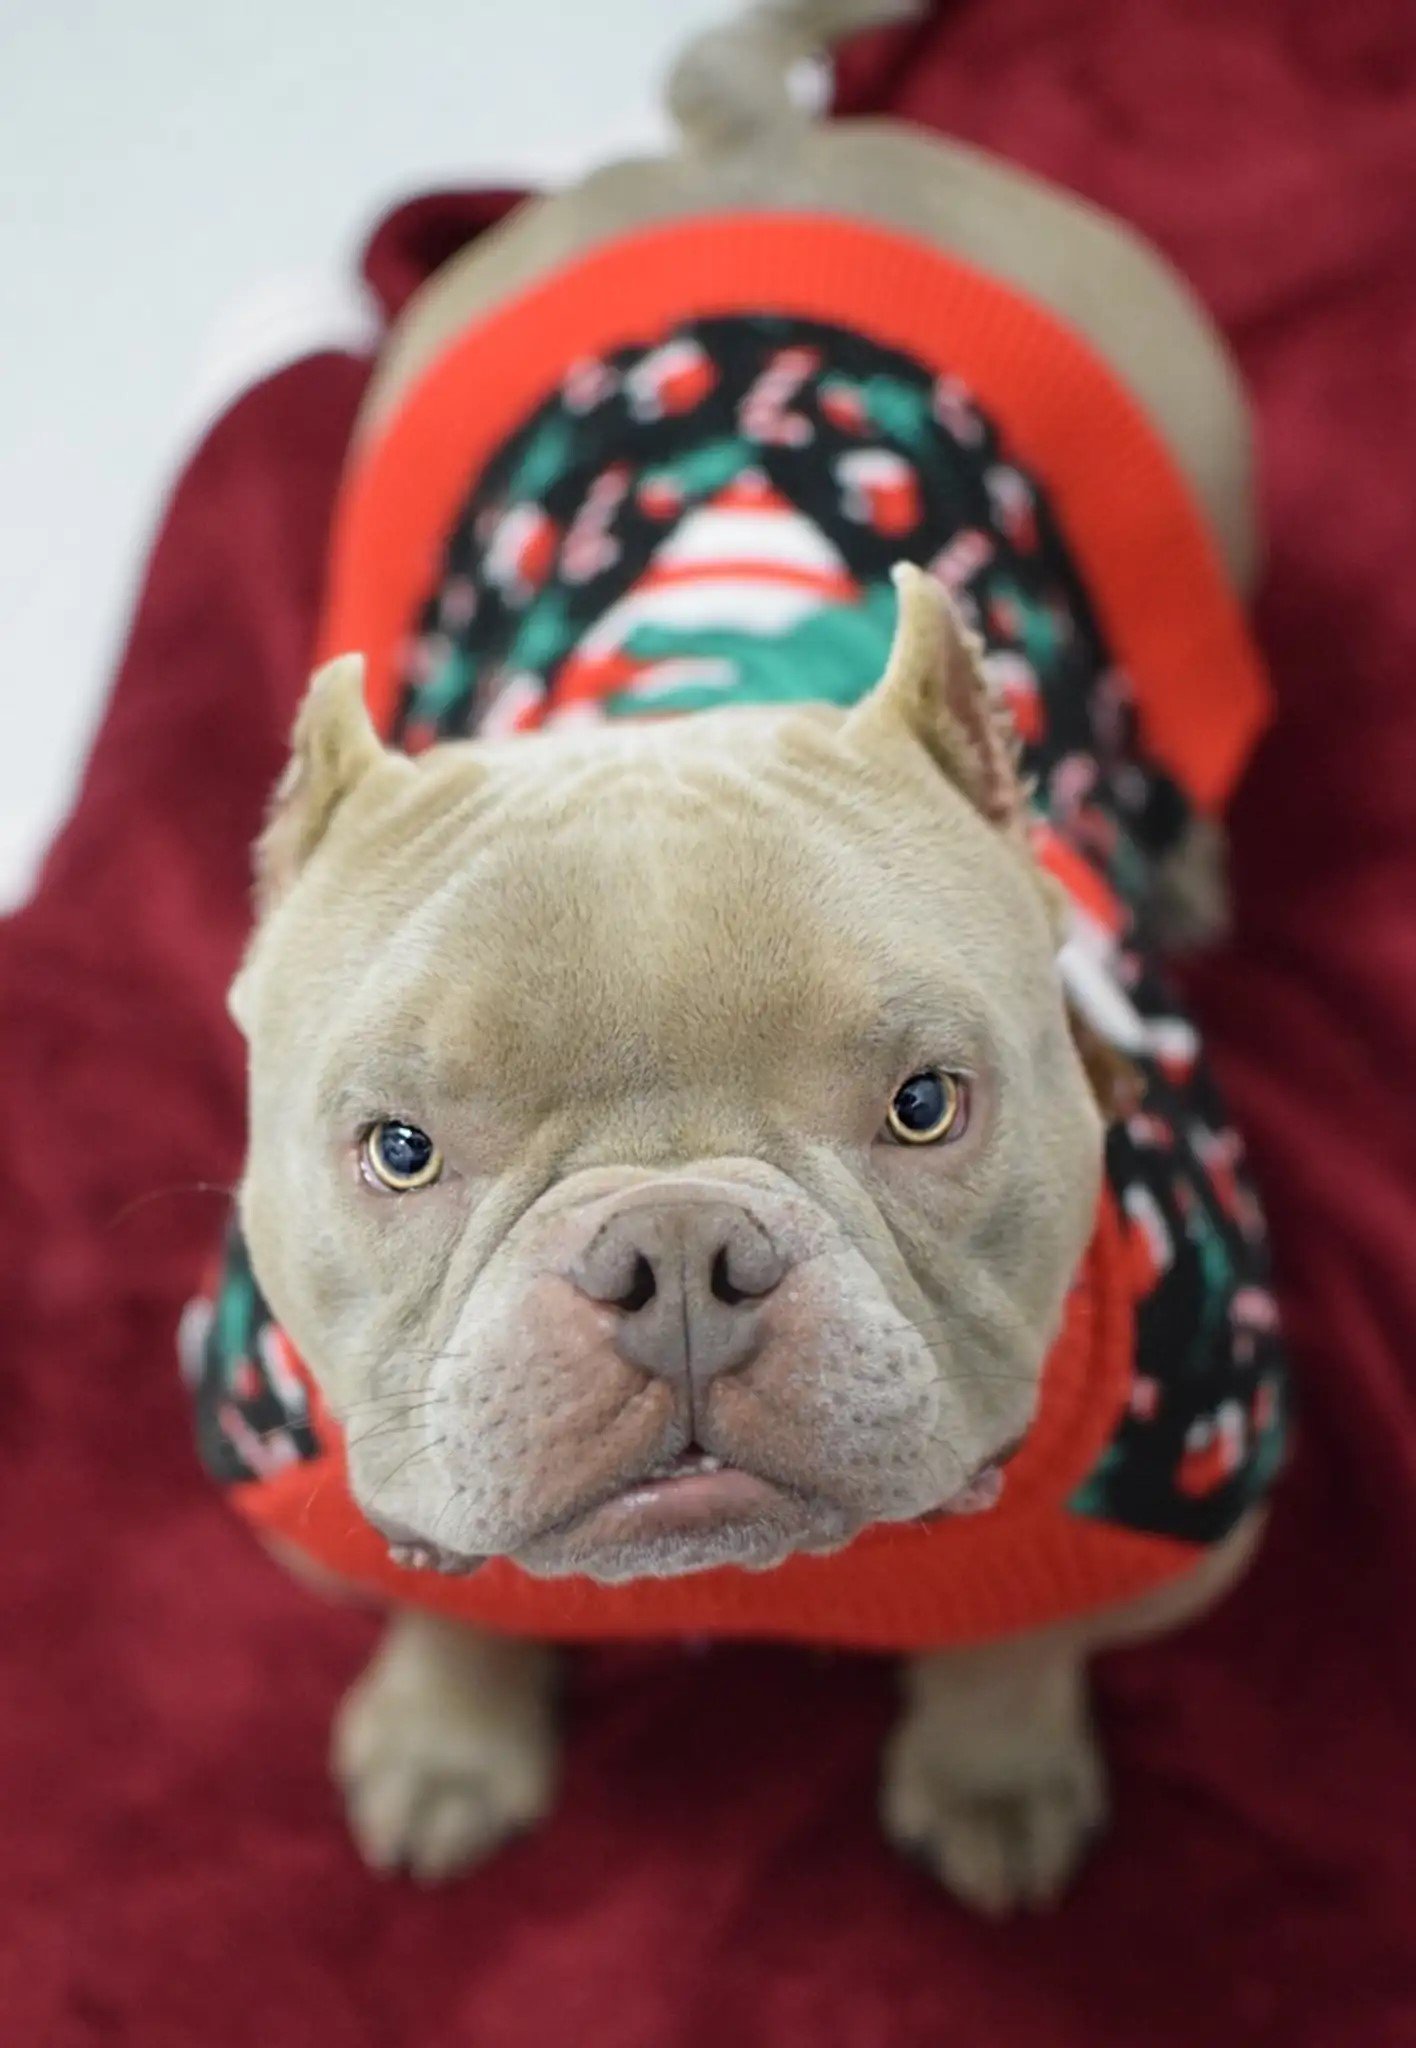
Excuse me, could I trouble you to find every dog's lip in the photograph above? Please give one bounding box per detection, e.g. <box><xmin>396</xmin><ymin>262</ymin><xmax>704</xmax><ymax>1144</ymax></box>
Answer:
<box><xmin>561</xmin><ymin>1463</ymin><xmax>789</xmax><ymax>1545</ymax></box>
<box><xmin>373</xmin><ymin>1436</ymin><xmax>1022</xmax><ymax>1569</ymax></box>
<box><xmin>539</xmin><ymin>1446</ymin><xmax>796</xmax><ymax>1549</ymax></box>
<box><xmin>368</xmin><ymin>1450</ymin><xmax>794</xmax><ymax>1571</ymax></box>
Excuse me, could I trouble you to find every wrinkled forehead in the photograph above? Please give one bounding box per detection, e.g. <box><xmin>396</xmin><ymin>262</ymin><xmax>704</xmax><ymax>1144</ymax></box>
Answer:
<box><xmin>297</xmin><ymin>722</ymin><xmax>1051</xmax><ymax>1114</ymax></box>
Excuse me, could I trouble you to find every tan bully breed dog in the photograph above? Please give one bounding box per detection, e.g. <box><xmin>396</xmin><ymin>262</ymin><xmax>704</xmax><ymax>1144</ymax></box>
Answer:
<box><xmin>203</xmin><ymin>0</ymin><xmax>1287</xmax><ymax>1913</ymax></box>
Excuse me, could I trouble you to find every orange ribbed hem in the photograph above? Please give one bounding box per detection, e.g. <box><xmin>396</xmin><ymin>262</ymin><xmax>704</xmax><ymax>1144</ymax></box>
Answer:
<box><xmin>317</xmin><ymin>212</ymin><xmax>1272</xmax><ymax>812</ymax></box>
<box><xmin>228</xmin><ymin>1191</ymin><xmax>1203</xmax><ymax>1652</ymax></box>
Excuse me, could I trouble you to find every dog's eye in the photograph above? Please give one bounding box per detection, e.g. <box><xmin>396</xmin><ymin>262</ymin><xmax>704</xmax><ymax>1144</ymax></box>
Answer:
<box><xmin>361</xmin><ymin>1120</ymin><xmax>443</xmax><ymax>1191</ymax></box>
<box><xmin>885</xmin><ymin>1070</ymin><xmax>969</xmax><ymax>1146</ymax></box>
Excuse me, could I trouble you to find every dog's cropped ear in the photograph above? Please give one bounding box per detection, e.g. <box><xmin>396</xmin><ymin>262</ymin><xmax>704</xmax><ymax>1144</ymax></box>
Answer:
<box><xmin>845</xmin><ymin>562</ymin><xmax>1028</xmax><ymax>836</ymax></box>
<box><xmin>255</xmin><ymin>653</ymin><xmax>388</xmax><ymax>915</ymax></box>
<box><xmin>845</xmin><ymin>563</ymin><xmax>1077</xmax><ymax>951</ymax></box>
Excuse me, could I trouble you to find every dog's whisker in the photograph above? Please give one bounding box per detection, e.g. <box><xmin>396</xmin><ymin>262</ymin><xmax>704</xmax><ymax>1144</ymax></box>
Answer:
<box><xmin>348</xmin><ymin>1417</ymin><xmax>441</xmax><ymax>1453</ymax></box>
<box><xmin>340</xmin><ymin>1390</ymin><xmax>443</xmax><ymax>1417</ymax></box>
<box><xmin>431</xmin><ymin>1484</ymin><xmax>470</xmax><ymax>1547</ymax></box>
<box><xmin>107</xmin><ymin>1180</ymin><xmax>239</xmax><ymax>1230</ymax></box>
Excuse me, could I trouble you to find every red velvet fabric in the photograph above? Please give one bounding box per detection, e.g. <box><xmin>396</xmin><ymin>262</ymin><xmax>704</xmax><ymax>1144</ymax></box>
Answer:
<box><xmin>3</xmin><ymin>8</ymin><xmax>1413</xmax><ymax>2042</ymax></box>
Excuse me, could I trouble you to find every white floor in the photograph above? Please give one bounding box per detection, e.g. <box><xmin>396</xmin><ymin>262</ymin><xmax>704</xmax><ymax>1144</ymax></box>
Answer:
<box><xmin>0</xmin><ymin>0</ymin><xmax>727</xmax><ymax>908</ymax></box>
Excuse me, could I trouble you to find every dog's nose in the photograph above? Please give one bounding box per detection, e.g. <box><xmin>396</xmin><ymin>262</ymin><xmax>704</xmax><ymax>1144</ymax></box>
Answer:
<box><xmin>568</xmin><ymin>1199</ymin><xmax>786</xmax><ymax>1385</ymax></box>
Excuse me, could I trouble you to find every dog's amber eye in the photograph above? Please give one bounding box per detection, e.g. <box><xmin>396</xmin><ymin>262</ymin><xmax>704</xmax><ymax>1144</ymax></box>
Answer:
<box><xmin>362</xmin><ymin>1120</ymin><xmax>443</xmax><ymax>1191</ymax></box>
<box><xmin>885</xmin><ymin>1071</ymin><xmax>968</xmax><ymax>1146</ymax></box>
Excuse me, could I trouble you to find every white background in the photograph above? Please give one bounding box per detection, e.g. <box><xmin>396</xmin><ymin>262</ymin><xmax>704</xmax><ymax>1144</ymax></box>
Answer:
<box><xmin>0</xmin><ymin>0</ymin><xmax>727</xmax><ymax>906</ymax></box>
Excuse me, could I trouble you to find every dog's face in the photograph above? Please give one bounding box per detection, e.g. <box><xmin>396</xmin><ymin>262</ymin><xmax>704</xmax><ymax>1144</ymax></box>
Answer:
<box><xmin>233</xmin><ymin>570</ymin><xmax>1103</xmax><ymax>1581</ymax></box>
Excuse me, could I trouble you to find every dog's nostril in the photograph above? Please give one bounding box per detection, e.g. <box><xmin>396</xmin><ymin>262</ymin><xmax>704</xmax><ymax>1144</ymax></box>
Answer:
<box><xmin>710</xmin><ymin>1246</ymin><xmax>753</xmax><ymax>1307</ymax></box>
<box><xmin>614</xmin><ymin>1253</ymin><xmax>658</xmax><ymax>1314</ymax></box>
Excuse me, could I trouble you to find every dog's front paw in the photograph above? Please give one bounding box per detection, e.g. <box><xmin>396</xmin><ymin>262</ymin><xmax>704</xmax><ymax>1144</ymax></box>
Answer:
<box><xmin>332</xmin><ymin>1616</ymin><xmax>557</xmax><ymax>1882</ymax></box>
<box><xmin>881</xmin><ymin>1686</ymin><xmax>1106</xmax><ymax>1914</ymax></box>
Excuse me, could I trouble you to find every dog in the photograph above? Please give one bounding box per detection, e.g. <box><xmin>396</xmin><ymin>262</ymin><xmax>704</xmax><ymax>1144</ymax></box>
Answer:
<box><xmin>186</xmin><ymin>0</ymin><xmax>1286</xmax><ymax>1914</ymax></box>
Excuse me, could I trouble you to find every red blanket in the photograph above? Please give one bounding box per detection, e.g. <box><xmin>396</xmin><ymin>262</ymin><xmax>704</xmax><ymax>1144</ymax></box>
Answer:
<box><xmin>4</xmin><ymin>5</ymin><xmax>1413</xmax><ymax>2042</ymax></box>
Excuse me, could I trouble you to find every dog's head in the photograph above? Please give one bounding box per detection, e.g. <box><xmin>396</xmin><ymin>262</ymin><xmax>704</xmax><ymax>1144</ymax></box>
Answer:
<box><xmin>232</xmin><ymin>568</ymin><xmax>1103</xmax><ymax>1581</ymax></box>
